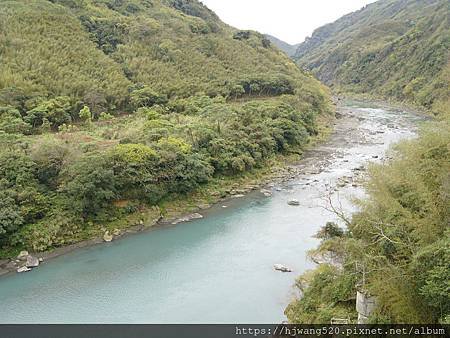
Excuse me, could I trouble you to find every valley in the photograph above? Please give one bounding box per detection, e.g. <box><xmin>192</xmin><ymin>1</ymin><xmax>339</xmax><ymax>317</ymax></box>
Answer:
<box><xmin>0</xmin><ymin>100</ymin><xmax>423</xmax><ymax>323</ymax></box>
<box><xmin>0</xmin><ymin>0</ymin><xmax>448</xmax><ymax>325</ymax></box>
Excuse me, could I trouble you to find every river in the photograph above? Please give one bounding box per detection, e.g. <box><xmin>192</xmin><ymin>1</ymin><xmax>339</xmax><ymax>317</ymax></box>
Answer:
<box><xmin>0</xmin><ymin>101</ymin><xmax>423</xmax><ymax>323</ymax></box>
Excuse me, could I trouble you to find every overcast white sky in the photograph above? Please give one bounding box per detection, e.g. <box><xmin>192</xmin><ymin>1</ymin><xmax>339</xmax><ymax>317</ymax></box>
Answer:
<box><xmin>201</xmin><ymin>0</ymin><xmax>378</xmax><ymax>45</ymax></box>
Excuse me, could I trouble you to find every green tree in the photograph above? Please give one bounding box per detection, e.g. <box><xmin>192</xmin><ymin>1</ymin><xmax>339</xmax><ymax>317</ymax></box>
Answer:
<box><xmin>0</xmin><ymin>189</ymin><xmax>24</xmax><ymax>245</ymax></box>
<box><xmin>78</xmin><ymin>105</ymin><xmax>92</xmax><ymax>124</ymax></box>
<box><xmin>25</xmin><ymin>97</ymin><xmax>72</xmax><ymax>129</ymax></box>
<box><xmin>60</xmin><ymin>154</ymin><xmax>117</xmax><ymax>218</ymax></box>
<box><xmin>0</xmin><ymin>106</ymin><xmax>31</xmax><ymax>134</ymax></box>
<box><xmin>130</xmin><ymin>86</ymin><xmax>168</xmax><ymax>109</ymax></box>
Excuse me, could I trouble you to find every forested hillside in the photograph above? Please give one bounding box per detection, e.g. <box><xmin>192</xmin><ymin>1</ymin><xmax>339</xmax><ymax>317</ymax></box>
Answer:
<box><xmin>286</xmin><ymin>0</ymin><xmax>450</xmax><ymax>324</ymax></box>
<box><xmin>0</xmin><ymin>0</ymin><xmax>331</xmax><ymax>256</ymax></box>
<box><xmin>295</xmin><ymin>0</ymin><xmax>450</xmax><ymax>116</ymax></box>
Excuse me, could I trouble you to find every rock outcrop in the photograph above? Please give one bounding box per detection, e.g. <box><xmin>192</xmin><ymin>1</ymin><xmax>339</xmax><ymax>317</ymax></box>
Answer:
<box><xmin>26</xmin><ymin>255</ymin><xmax>40</xmax><ymax>268</ymax></box>
<box><xmin>356</xmin><ymin>291</ymin><xmax>377</xmax><ymax>324</ymax></box>
<box><xmin>17</xmin><ymin>251</ymin><xmax>29</xmax><ymax>261</ymax></box>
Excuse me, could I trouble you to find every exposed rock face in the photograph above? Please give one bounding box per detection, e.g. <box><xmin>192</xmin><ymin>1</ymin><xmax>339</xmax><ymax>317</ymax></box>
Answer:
<box><xmin>103</xmin><ymin>231</ymin><xmax>113</xmax><ymax>242</ymax></box>
<box><xmin>356</xmin><ymin>291</ymin><xmax>377</xmax><ymax>324</ymax></box>
<box><xmin>26</xmin><ymin>256</ymin><xmax>40</xmax><ymax>268</ymax></box>
<box><xmin>274</xmin><ymin>264</ymin><xmax>292</xmax><ymax>272</ymax></box>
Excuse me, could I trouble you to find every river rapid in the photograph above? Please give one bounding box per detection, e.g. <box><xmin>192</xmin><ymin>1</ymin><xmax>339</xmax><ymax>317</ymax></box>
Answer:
<box><xmin>0</xmin><ymin>101</ymin><xmax>424</xmax><ymax>323</ymax></box>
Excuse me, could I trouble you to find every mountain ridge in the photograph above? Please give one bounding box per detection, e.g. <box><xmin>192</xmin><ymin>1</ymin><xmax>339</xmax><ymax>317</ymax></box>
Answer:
<box><xmin>294</xmin><ymin>0</ymin><xmax>450</xmax><ymax>116</ymax></box>
<box><xmin>264</xmin><ymin>34</ymin><xmax>299</xmax><ymax>57</ymax></box>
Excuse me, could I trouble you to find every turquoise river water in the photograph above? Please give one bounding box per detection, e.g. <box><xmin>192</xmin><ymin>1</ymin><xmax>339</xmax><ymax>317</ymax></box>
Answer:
<box><xmin>0</xmin><ymin>102</ymin><xmax>423</xmax><ymax>323</ymax></box>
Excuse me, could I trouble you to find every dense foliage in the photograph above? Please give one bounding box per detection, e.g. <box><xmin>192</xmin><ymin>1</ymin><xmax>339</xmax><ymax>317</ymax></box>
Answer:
<box><xmin>286</xmin><ymin>117</ymin><xmax>450</xmax><ymax>323</ymax></box>
<box><xmin>0</xmin><ymin>0</ymin><xmax>331</xmax><ymax>255</ymax></box>
<box><xmin>287</xmin><ymin>0</ymin><xmax>449</xmax><ymax>324</ymax></box>
<box><xmin>294</xmin><ymin>0</ymin><xmax>450</xmax><ymax>117</ymax></box>
<box><xmin>0</xmin><ymin>0</ymin><xmax>326</xmax><ymax>120</ymax></box>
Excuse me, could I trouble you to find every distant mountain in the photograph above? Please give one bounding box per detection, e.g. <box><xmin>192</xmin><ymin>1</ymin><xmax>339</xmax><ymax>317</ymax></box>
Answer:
<box><xmin>294</xmin><ymin>0</ymin><xmax>450</xmax><ymax>116</ymax></box>
<box><xmin>265</xmin><ymin>34</ymin><xmax>299</xmax><ymax>57</ymax></box>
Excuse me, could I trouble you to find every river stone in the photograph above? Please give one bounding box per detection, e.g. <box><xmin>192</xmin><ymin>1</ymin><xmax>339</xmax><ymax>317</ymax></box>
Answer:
<box><xmin>17</xmin><ymin>266</ymin><xmax>31</xmax><ymax>273</ymax></box>
<box><xmin>273</xmin><ymin>264</ymin><xmax>292</xmax><ymax>272</ymax></box>
<box><xmin>197</xmin><ymin>204</ymin><xmax>211</xmax><ymax>210</ymax></box>
<box><xmin>189</xmin><ymin>213</ymin><xmax>203</xmax><ymax>220</ymax></box>
<box><xmin>171</xmin><ymin>213</ymin><xmax>203</xmax><ymax>225</ymax></box>
<box><xmin>287</xmin><ymin>199</ymin><xmax>300</xmax><ymax>206</ymax></box>
<box><xmin>17</xmin><ymin>251</ymin><xmax>29</xmax><ymax>261</ymax></box>
<box><xmin>260</xmin><ymin>189</ymin><xmax>272</xmax><ymax>197</ymax></box>
<box><xmin>26</xmin><ymin>255</ymin><xmax>39</xmax><ymax>268</ymax></box>
<box><xmin>103</xmin><ymin>231</ymin><xmax>113</xmax><ymax>242</ymax></box>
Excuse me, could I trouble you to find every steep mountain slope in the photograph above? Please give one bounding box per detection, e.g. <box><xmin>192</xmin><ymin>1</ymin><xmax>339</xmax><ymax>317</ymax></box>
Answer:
<box><xmin>295</xmin><ymin>0</ymin><xmax>450</xmax><ymax>115</ymax></box>
<box><xmin>0</xmin><ymin>0</ymin><xmax>326</xmax><ymax>116</ymax></box>
<box><xmin>265</xmin><ymin>34</ymin><xmax>299</xmax><ymax>57</ymax></box>
<box><xmin>286</xmin><ymin>0</ymin><xmax>450</xmax><ymax>324</ymax></box>
<box><xmin>0</xmin><ymin>0</ymin><xmax>331</xmax><ymax>256</ymax></box>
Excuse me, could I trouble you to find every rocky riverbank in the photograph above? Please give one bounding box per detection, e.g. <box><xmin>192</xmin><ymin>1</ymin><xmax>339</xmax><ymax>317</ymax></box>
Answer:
<box><xmin>0</xmin><ymin>108</ymin><xmax>336</xmax><ymax>277</ymax></box>
<box><xmin>0</xmin><ymin>100</ymin><xmax>425</xmax><ymax>323</ymax></box>
<box><xmin>0</xmin><ymin>100</ymin><xmax>420</xmax><ymax>279</ymax></box>
<box><xmin>0</xmin><ymin>157</ymin><xmax>331</xmax><ymax>277</ymax></box>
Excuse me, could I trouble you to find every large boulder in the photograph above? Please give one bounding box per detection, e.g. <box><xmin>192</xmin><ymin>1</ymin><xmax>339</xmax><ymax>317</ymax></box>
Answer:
<box><xmin>26</xmin><ymin>255</ymin><xmax>39</xmax><ymax>268</ymax></box>
<box><xmin>17</xmin><ymin>251</ymin><xmax>29</xmax><ymax>261</ymax></box>
<box><xmin>103</xmin><ymin>231</ymin><xmax>113</xmax><ymax>242</ymax></box>
<box><xmin>17</xmin><ymin>266</ymin><xmax>31</xmax><ymax>273</ymax></box>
